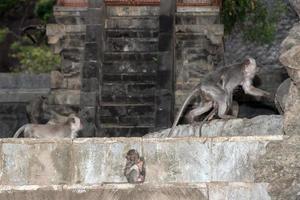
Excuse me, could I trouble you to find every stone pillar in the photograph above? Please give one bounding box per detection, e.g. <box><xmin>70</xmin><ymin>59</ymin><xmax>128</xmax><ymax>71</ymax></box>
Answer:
<box><xmin>155</xmin><ymin>0</ymin><xmax>176</xmax><ymax>130</ymax></box>
<box><xmin>80</xmin><ymin>0</ymin><xmax>105</xmax><ymax>137</ymax></box>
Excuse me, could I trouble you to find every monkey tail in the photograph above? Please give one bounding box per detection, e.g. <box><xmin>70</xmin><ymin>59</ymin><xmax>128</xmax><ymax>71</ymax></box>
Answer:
<box><xmin>13</xmin><ymin>125</ymin><xmax>27</xmax><ymax>138</ymax></box>
<box><xmin>168</xmin><ymin>87</ymin><xmax>201</xmax><ymax>137</ymax></box>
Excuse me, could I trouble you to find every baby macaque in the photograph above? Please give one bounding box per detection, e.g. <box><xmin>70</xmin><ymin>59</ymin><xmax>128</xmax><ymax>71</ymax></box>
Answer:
<box><xmin>13</xmin><ymin>114</ymin><xmax>83</xmax><ymax>139</ymax></box>
<box><xmin>124</xmin><ymin>149</ymin><xmax>146</xmax><ymax>183</ymax></box>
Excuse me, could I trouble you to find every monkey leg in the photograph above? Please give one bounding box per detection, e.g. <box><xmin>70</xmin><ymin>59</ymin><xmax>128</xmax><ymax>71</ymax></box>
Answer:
<box><xmin>230</xmin><ymin>101</ymin><xmax>239</xmax><ymax>117</ymax></box>
<box><xmin>217</xmin><ymin>98</ymin><xmax>235</xmax><ymax>119</ymax></box>
<box><xmin>186</xmin><ymin>101</ymin><xmax>213</xmax><ymax>124</ymax></box>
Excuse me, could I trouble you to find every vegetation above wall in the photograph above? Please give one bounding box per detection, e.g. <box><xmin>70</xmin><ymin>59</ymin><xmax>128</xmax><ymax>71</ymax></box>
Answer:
<box><xmin>0</xmin><ymin>0</ymin><xmax>59</xmax><ymax>73</ymax></box>
<box><xmin>222</xmin><ymin>0</ymin><xmax>287</xmax><ymax>44</ymax></box>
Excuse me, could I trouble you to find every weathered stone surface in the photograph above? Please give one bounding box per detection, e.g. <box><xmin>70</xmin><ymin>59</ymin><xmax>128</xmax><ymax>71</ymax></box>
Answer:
<box><xmin>275</xmin><ymin>78</ymin><xmax>291</xmax><ymax>114</ymax></box>
<box><xmin>106</xmin><ymin>38</ymin><xmax>158</xmax><ymax>52</ymax></box>
<box><xmin>144</xmin><ymin>115</ymin><xmax>283</xmax><ymax>138</ymax></box>
<box><xmin>73</xmin><ymin>138</ymin><xmax>142</xmax><ymax>184</ymax></box>
<box><xmin>280</xmin><ymin>45</ymin><xmax>300</xmax><ymax>85</ymax></box>
<box><xmin>254</xmin><ymin>135</ymin><xmax>300</xmax><ymax>200</ymax></box>
<box><xmin>1</xmin><ymin>139</ymin><xmax>72</xmax><ymax>185</ymax></box>
<box><xmin>143</xmin><ymin>138</ymin><xmax>211</xmax><ymax>183</ymax></box>
<box><xmin>48</xmin><ymin>90</ymin><xmax>80</xmax><ymax>105</ymax></box>
<box><xmin>283</xmin><ymin>82</ymin><xmax>300</xmax><ymax>135</ymax></box>
<box><xmin>289</xmin><ymin>0</ymin><xmax>300</xmax><ymax>17</ymax></box>
<box><xmin>0</xmin><ymin>89</ymin><xmax>50</xmax><ymax>103</ymax></box>
<box><xmin>0</xmin><ymin>136</ymin><xmax>283</xmax><ymax>185</ymax></box>
<box><xmin>0</xmin><ymin>184</ymin><xmax>208</xmax><ymax>200</ymax></box>
<box><xmin>105</xmin><ymin>18</ymin><xmax>159</xmax><ymax>29</ymax></box>
<box><xmin>208</xmin><ymin>183</ymin><xmax>270</xmax><ymax>200</ymax></box>
<box><xmin>106</xmin><ymin>6</ymin><xmax>160</xmax><ymax>17</ymax></box>
<box><xmin>0</xmin><ymin>74</ymin><xmax>50</xmax><ymax>89</ymax></box>
<box><xmin>211</xmin><ymin>139</ymin><xmax>267</xmax><ymax>182</ymax></box>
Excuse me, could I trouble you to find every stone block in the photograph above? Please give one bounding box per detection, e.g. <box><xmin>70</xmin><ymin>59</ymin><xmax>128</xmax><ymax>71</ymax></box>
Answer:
<box><xmin>85</xmin><ymin>42</ymin><xmax>98</xmax><ymax>61</ymax></box>
<box><xmin>48</xmin><ymin>90</ymin><xmax>81</xmax><ymax>105</ymax></box>
<box><xmin>82</xmin><ymin>78</ymin><xmax>99</xmax><ymax>92</ymax></box>
<box><xmin>211</xmin><ymin>138</ymin><xmax>268</xmax><ymax>182</ymax></box>
<box><xmin>176</xmin><ymin>13</ymin><xmax>220</xmax><ymax>25</ymax></box>
<box><xmin>82</xmin><ymin>61</ymin><xmax>99</xmax><ymax>78</ymax></box>
<box><xmin>105</xmin><ymin>18</ymin><xmax>158</xmax><ymax>29</ymax></box>
<box><xmin>142</xmin><ymin>138</ymin><xmax>211</xmax><ymax>183</ymax></box>
<box><xmin>106</xmin><ymin>38</ymin><xmax>158</xmax><ymax>52</ymax></box>
<box><xmin>103</xmin><ymin>61</ymin><xmax>157</xmax><ymax>74</ymax></box>
<box><xmin>80</xmin><ymin>92</ymin><xmax>97</xmax><ymax>107</ymax></box>
<box><xmin>1</xmin><ymin>139</ymin><xmax>73</xmax><ymax>185</ymax></box>
<box><xmin>86</xmin><ymin>25</ymin><xmax>103</xmax><ymax>43</ymax></box>
<box><xmin>87</xmin><ymin>8</ymin><xmax>105</xmax><ymax>24</ymax></box>
<box><xmin>106</xmin><ymin>29</ymin><xmax>158</xmax><ymax>38</ymax></box>
<box><xmin>88</xmin><ymin>0</ymin><xmax>104</xmax><ymax>8</ymax></box>
<box><xmin>0</xmin><ymin>74</ymin><xmax>50</xmax><ymax>89</ymax></box>
<box><xmin>208</xmin><ymin>183</ymin><xmax>270</xmax><ymax>200</ymax></box>
<box><xmin>72</xmin><ymin>138</ymin><xmax>142</xmax><ymax>184</ymax></box>
<box><xmin>0</xmin><ymin>186</ymin><xmax>66</xmax><ymax>200</ymax></box>
<box><xmin>104</xmin><ymin>52</ymin><xmax>158</xmax><ymax>62</ymax></box>
<box><xmin>106</xmin><ymin>6</ymin><xmax>159</xmax><ymax>17</ymax></box>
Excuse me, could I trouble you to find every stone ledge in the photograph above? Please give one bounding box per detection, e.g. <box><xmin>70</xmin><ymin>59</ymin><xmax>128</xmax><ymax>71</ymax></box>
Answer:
<box><xmin>0</xmin><ymin>183</ymin><xmax>270</xmax><ymax>200</ymax></box>
<box><xmin>0</xmin><ymin>136</ymin><xmax>284</xmax><ymax>186</ymax></box>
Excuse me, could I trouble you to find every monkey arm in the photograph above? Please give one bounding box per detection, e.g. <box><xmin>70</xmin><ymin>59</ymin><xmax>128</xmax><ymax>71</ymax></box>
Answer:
<box><xmin>242</xmin><ymin>81</ymin><xmax>270</xmax><ymax>97</ymax></box>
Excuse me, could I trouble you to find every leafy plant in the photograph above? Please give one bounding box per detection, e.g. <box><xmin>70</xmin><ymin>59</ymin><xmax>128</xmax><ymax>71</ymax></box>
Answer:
<box><xmin>10</xmin><ymin>41</ymin><xmax>60</xmax><ymax>73</ymax></box>
<box><xmin>0</xmin><ymin>0</ymin><xmax>28</xmax><ymax>16</ymax></box>
<box><xmin>34</xmin><ymin>0</ymin><xmax>56</xmax><ymax>22</ymax></box>
<box><xmin>0</xmin><ymin>28</ymin><xmax>8</xmax><ymax>43</ymax></box>
<box><xmin>221</xmin><ymin>0</ymin><xmax>286</xmax><ymax>43</ymax></box>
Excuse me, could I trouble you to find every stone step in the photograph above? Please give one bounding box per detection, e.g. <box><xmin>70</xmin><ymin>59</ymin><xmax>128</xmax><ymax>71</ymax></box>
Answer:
<box><xmin>98</xmin><ymin>127</ymin><xmax>153</xmax><ymax>137</ymax></box>
<box><xmin>100</xmin><ymin>104</ymin><xmax>155</xmax><ymax>118</ymax></box>
<box><xmin>176</xmin><ymin>24</ymin><xmax>224</xmax><ymax>35</ymax></box>
<box><xmin>177</xmin><ymin>6</ymin><xmax>220</xmax><ymax>13</ymax></box>
<box><xmin>102</xmin><ymin>73</ymin><xmax>156</xmax><ymax>83</ymax></box>
<box><xmin>105</xmin><ymin>17</ymin><xmax>159</xmax><ymax>29</ymax></box>
<box><xmin>105</xmin><ymin>38</ymin><xmax>158</xmax><ymax>52</ymax></box>
<box><xmin>104</xmin><ymin>52</ymin><xmax>159</xmax><ymax>62</ymax></box>
<box><xmin>53</xmin><ymin>6</ymin><xmax>87</xmax><ymax>25</ymax></box>
<box><xmin>176</xmin><ymin>33</ymin><xmax>223</xmax><ymax>46</ymax></box>
<box><xmin>103</xmin><ymin>61</ymin><xmax>157</xmax><ymax>74</ymax></box>
<box><xmin>100</xmin><ymin>116</ymin><xmax>155</xmax><ymax>127</ymax></box>
<box><xmin>0</xmin><ymin>183</ymin><xmax>271</xmax><ymax>200</ymax></box>
<box><xmin>106</xmin><ymin>29</ymin><xmax>158</xmax><ymax>38</ymax></box>
<box><xmin>176</xmin><ymin>13</ymin><xmax>220</xmax><ymax>25</ymax></box>
<box><xmin>101</xmin><ymin>95</ymin><xmax>155</xmax><ymax>104</ymax></box>
<box><xmin>106</xmin><ymin>6</ymin><xmax>159</xmax><ymax>17</ymax></box>
<box><xmin>102</xmin><ymin>83</ymin><xmax>156</xmax><ymax>98</ymax></box>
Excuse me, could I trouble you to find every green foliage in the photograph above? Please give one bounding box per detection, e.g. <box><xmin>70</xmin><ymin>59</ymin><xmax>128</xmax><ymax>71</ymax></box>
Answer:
<box><xmin>0</xmin><ymin>0</ymin><xmax>27</xmax><ymax>16</ymax></box>
<box><xmin>0</xmin><ymin>28</ymin><xmax>8</xmax><ymax>43</ymax></box>
<box><xmin>222</xmin><ymin>0</ymin><xmax>286</xmax><ymax>44</ymax></box>
<box><xmin>11</xmin><ymin>42</ymin><xmax>60</xmax><ymax>74</ymax></box>
<box><xmin>34</xmin><ymin>0</ymin><xmax>56</xmax><ymax>22</ymax></box>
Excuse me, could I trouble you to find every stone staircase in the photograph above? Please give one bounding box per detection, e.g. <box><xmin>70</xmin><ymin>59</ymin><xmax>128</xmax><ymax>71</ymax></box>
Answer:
<box><xmin>99</xmin><ymin>6</ymin><xmax>160</xmax><ymax>137</ymax></box>
<box><xmin>175</xmin><ymin>6</ymin><xmax>224</xmax><ymax>110</ymax></box>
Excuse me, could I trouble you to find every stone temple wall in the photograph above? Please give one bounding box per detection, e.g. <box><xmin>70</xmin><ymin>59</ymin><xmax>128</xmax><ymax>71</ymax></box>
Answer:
<box><xmin>0</xmin><ymin>133</ymin><xmax>299</xmax><ymax>200</ymax></box>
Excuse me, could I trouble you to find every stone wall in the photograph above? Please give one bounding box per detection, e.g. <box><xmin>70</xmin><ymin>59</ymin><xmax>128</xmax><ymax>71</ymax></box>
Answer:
<box><xmin>0</xmin><ymin>74</ymin><xmax>50</xmax><ymax>137</ymax></box>
<box><xmin>175</xmin><ymin>7</ymin><xmax>224</xmax><ymax>111</ymax></box>
<box><xmin>1</xmin><ymin>135</ymin><xmax>299</xmax><ymax>199</ymax></box>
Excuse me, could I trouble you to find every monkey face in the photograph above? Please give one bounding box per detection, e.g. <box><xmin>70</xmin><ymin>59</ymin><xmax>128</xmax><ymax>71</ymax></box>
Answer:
<box><xmin>70</xmin><ymin>116</ymin><xmax>83</xmax><ymax>133</ymax></box>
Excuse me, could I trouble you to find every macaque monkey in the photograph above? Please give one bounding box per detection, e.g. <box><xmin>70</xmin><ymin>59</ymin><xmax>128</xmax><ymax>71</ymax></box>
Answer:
<box><xmin>124</xmin><ymin>149</ymin><xmax>146</xmax><ymax>183</ymax></box>
<box><xmin>13</xmin><ymin>114</ymin><xmax>83</xmax><ymax>139</ymax></box>
<box><xmin>169</xmin><ymin>57</ymin><xmax>270</xmax><ymax>136</ymax></box>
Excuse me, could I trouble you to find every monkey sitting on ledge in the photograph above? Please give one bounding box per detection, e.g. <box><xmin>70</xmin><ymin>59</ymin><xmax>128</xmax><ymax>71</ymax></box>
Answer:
<box><xmin>169</xmin><ymin>57</ymin><xmax>271</xmax><ymax>136</ymax></box>
<box><xmin>13</xmin><ymin>114</ymin><xmax>83</xmax><ymax>139</ymax></box>
<box><xmin>124</xmin><ymin>149</ymin><xmax>146</xmax><ymax>184</ymax></box>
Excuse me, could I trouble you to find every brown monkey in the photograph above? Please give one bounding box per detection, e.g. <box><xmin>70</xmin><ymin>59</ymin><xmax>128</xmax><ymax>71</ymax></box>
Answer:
<box><xmin>124</xmin><ymin>149</ymin><xmax>146</xmax><ymax>183</ymax></box>
<box><xmin>169</xmin><ymin>57</ymin><xmax>270</xmax><ymax>136</ymax></box>
<box><xmin>13</xmin><ymin>115</ymin><xmax>83</xmax><ymax>139</ymax></box>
